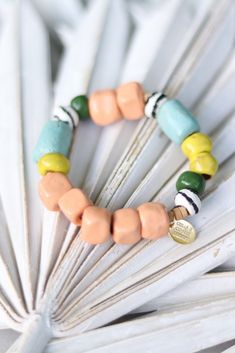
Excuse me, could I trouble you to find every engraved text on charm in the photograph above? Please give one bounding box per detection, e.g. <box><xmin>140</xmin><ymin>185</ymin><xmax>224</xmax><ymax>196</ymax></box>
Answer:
<box><xmin>169</xmin><ymin>220</ymin><xmax>196</xmax><ymax>244</ymax></box>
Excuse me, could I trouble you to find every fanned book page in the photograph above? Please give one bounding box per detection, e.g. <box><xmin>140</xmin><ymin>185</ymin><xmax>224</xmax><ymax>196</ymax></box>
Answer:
<box><xmin>0</xmin><ymin>0</ymin><xmax>235</xmax><ymax>352</ymax></box>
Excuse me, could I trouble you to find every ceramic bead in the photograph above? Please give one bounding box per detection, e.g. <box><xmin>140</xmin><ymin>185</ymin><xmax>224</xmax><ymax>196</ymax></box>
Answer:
<box><xmin>144</xmin><ymin>92</ymin><xmax>167</xmax><ymax>119</ymax></box>
<box><xmin>38</xmin><ymin>172</ymin><xmax>72</xmax><ymax>211</ymax></box>
<box><xmin>189</xmin><ymin>152</ymin><xmax>218</xmax><ymax>177</ymax></box>
<box><xmin>175</xmin><ymin>189</ymin><xmax>201</xmax><ymax>216</ymax></box>
<box><xmin>52</xmin><ymin>106</ymin><xmax>79</xmax><ymax>129</ymax></box>
<box><xmin>89</xmin><ymin>89</ymin><xmax>122</xmax><ymax>126</ymax></box>
<box><xmin>176</xmin><ymin>171</ymin><xmax>206</xmax><ymax>195</ymax></box>
<box><xmin>181</xmin><ymin>132</ymin><xmax>212</xmax><ymax>159</ymax></box>
<box><xmin>116</xmin><ymin>82</ymin><xmax>145</xmax><ymax>120</ymax></box>
<box><xmin>157</xmin><ymin>100</ymin><xmax>200</xmax><ymax>144</ymax></box>
<box><xmin>112</xmin><ymin>208</ymin><xmax>141</xmax><ymax>244</ymax></box>
<box><xmin>59</xmin><ymin>188</ymin><xmax>92</xmax><ymax>226</ymax></box>
<box><xmin>37</xmin><ymin>153</ymin><xmax>70</xmax><ymax>176</ymax></box>
<box><xmin>80</xmin><ymin>206</ymin><xmax>111</xmax><ymax>244</ymax></box>
<box><xmin>33</xmin><ymin>120</ymin><xmax>73</xmax><ymax>162</ymax></box>
<box><xmin>137</xmin><ymin>203</ymin><xmax>169</xmax><ymax>240</ymax></box>
<box><xmin>70</xmin><ymin>95</ymin><xmax>89</xmax><ymax>121</ymax></box>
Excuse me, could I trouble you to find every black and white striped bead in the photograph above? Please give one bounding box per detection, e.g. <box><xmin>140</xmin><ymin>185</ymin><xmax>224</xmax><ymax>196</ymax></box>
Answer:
<box><xmin>52</xmin><ymin>106</ymin><xmax>79</xmax><ymax>130</ymax></box>
<box><xmin>174</xmin><ymin>189</ymin><xmax>201</xmax><ymax>216</ymax></box>
<box><xmin>144</xmin><ymin>92</ymin><xmax>167</xmax><ymax>119</ymax></box>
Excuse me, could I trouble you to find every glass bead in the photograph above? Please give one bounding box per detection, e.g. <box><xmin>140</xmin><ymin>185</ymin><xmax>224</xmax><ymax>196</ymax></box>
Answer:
<box><xmin>38</xmin><ymin>153</ymin><xmax>70</xmax><ymax>176</ymax></box>
<box><xmin>181</xmin><ymin>132</ymin><xmax>212</xmax><ymax>159</ymax></box>
<box><xmin>189</xmin><ymin>152</ymin><xmax>218</xmax><ymax>178</ymax></box>
<box><xmin>89</xmin><ymin>90</ymin><xmax>122</xmax><ymax>125</ymax></box>
<box><xmin>157</xmin><ymin>99</ymin><xmax>200</xmax><ymax>144</ymax></box>
<box><xmin>176</xmin><ymin>171</ymin><xmax>206</xmax><ymax>195</ymax></box>
<box><xmin>33</xmin><ymin>120</ymin><xmax>72</xmax><ymax>163</ymax></box>
<box><xmin>175</xmin><ymin>189</ymin><xmax>201</xmax><ymax>215</ymax></box>
<box><xmin>70</xmin><ymin>95</ymin><xmax>90</xmax><ymax>120</ymax></box>
<box><xmin>116</xmin><ymin>82</ymin><xmax>145</xmax><ymax>120</ymax></box>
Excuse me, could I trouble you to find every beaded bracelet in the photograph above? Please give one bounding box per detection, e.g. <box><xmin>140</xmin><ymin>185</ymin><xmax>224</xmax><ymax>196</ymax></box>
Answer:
<box><xmin>33</xmin><ymin>82</ymin><xmax>218</xmax><ymax>245</ymax></box>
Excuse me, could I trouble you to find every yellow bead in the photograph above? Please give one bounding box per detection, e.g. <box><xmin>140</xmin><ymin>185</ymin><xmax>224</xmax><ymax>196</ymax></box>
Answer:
<box><xmin>181</xmin><ymin>132</ymin><xmax>212</xmax><ymax>159</ymax></box>
<box><xmin>189</xmin><ymin>152</ymin><xmax>218</xmax><ymax>177</ymax></box>
<box><xmin>38</xmin><ymin>153</ymin><xmax>70</xmax><ymax>176</ymax></box>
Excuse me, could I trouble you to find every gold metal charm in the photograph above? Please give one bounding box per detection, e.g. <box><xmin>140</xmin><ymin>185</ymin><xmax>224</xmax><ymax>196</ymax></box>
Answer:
<box><xmin>168</xmin><ymin>219</ymin><xmax>196</xmax><ymax>244</ymax></box>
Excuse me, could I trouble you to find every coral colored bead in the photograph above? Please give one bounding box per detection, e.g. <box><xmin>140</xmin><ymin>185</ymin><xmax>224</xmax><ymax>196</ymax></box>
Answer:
<box><xmin>157</xmin><ymin>100</ymin><xmax>200</xmax><ymax>144</ymax></box>
<box><xmin>70</xmin><ymin>95</ymin><xmax>89</xmax><ymax>121</ymax></box>
<box><xmin>181</xmin><ymin>132</ymin><xmax>212</xmax><ymax>159</ymax></box>
<box><xmin>137</xmin><ymin>203</ymin><xmax>169</xmax><ymax>240</ymax></box>
<box><xmin>112</xmin><ymin>208</ymin><xmax>141</xmax><ymax>244</ymax></box>
<box><xmin>176</xmin><ymin>171</ymin><xmax>206</xmax><ymax>195</ymax></box>
<box><xmin>33</xmin><ymin>120</ymin><xmax>72</xmax><ymax>162</ymax></box>
<box><xmin>89</xmin><ymin>89</ymin><xmax>122</xmax><ymax>126</ymax></box>
<box><xmin>59</xmin><ymin>188</ymin><xmax>92</xmax><ymax>226</ymax></box>
<box><xmin>37</xmin><ymin>153</ymin><xmax>70</xmax><ymax>176</ymax></box>
<box><xmin>189</xmin><ymin>152</ymin><xmax>218</xmax><ymax>177</ymax></box>
<box><xmin>116</xmin><ymin>82</ymin><xmax>145</xmax><ymax>120</ymax></box>
<box><xmin>80</xmin><ymin>206</ymin><xmax>111</xmax><ymax>244</ymax></box>
<box><xmin>38</xmin><ymin>172</ymin><xmax>72</xmax><ymax>211</ymax></box>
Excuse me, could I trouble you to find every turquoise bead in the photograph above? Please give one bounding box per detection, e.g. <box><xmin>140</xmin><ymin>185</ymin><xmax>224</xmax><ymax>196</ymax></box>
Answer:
<box><xmin>33</xmin><ymin>121</ymin><xmax>72</xmax><ymax>162</ymax></box>
<box><xmin>157</xmin><ymin>100</ymin><xmax>200</xmax><ymax>144</ymax></box>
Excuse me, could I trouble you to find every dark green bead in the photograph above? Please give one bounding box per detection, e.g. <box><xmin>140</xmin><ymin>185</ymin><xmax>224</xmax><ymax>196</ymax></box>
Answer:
<box><xmin>70</xmin><ymin>95</ymin><xmax>89</xmax><ymax>120</ymax></box>
<box><xmin>176</xmin><ymin>171</ymin><xmax>206</xmax><ymax>195</ymax></box>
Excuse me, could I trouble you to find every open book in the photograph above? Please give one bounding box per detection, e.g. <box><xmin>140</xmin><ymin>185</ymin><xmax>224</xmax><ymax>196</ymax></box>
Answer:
<box><xmin>0</xmin><ymin>0</ymin><xmax>235</xmax><ymax>352</ymax></box>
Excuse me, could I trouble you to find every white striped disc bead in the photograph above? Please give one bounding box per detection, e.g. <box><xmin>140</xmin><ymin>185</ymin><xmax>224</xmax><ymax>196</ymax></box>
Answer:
<box><xmin>174</xmin><ymin>189</ymin><xmax>201</xmax><ymax>216</ymax></box>
<box><xmin>52</xmin><ymin>106</ymin><xmax>79</xmax><ymax>130</ymax></box>
<box><xmin>144</xmin><ymin>92</ymin><xmax>167</xmax><ymax>119</ymax></box>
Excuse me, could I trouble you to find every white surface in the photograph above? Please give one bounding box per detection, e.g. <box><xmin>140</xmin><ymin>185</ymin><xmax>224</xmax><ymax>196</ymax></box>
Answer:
<box><xmin>0</xmin><ymin>1</ymin><xmax>235</xmax><ymax>352</ymax></box>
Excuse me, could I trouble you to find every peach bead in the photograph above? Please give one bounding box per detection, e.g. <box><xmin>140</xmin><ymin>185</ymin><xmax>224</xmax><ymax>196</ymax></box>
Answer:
<box><xmin>58</xmin><ymin>188</ymin><xmax>92</xmax><ymax>226</ymax></box>
<box><xmin>137</xmin><ymin>202</ymin><xmax>169</xmax><ymax>240</ymax></box>
<box><xmin>116</xmin><ymin>82</ymin><xmax>145</xmax><ymax>120</ymax></box>
<box><xmin>112</xmin><ymin>208</ymin><xmax>141</xmax><ymax>244</ymax></box>
<box><xmin>38</xmin><ymin>172</ymin><xmax>72</xmax><ymax>211</ymax></box>
<box><xmin>89</xmin><ymin>89</ymin><xmax>122</xmax><ymax>126</ymax></box>
<box><xmin>80</xmin><ymin>206</ymin><xmax>111</xmax><ymax>244</ymax></box>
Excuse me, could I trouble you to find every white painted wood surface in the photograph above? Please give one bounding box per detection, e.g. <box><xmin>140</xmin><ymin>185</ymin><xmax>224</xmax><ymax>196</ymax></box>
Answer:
<box><xmin>132</xmin><ymin>272</ymin><xmax>235</xmax><ymax>313</ymax></box>
<box><xmin>47</xmin><ymin>296</ymin><xmax>235</xmax><ymax>353</ymax></box>
<box><xmin>0</xmin><ymin>1</ymin><xmax>235</xmax><ymax>352</ymax></box>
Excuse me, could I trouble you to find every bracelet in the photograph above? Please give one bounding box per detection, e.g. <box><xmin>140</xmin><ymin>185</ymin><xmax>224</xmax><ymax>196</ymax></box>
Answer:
<box><xmin>33</xmin><ymin>82</ymin><xmax>218</xmax><ymax>245</ymax></box>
